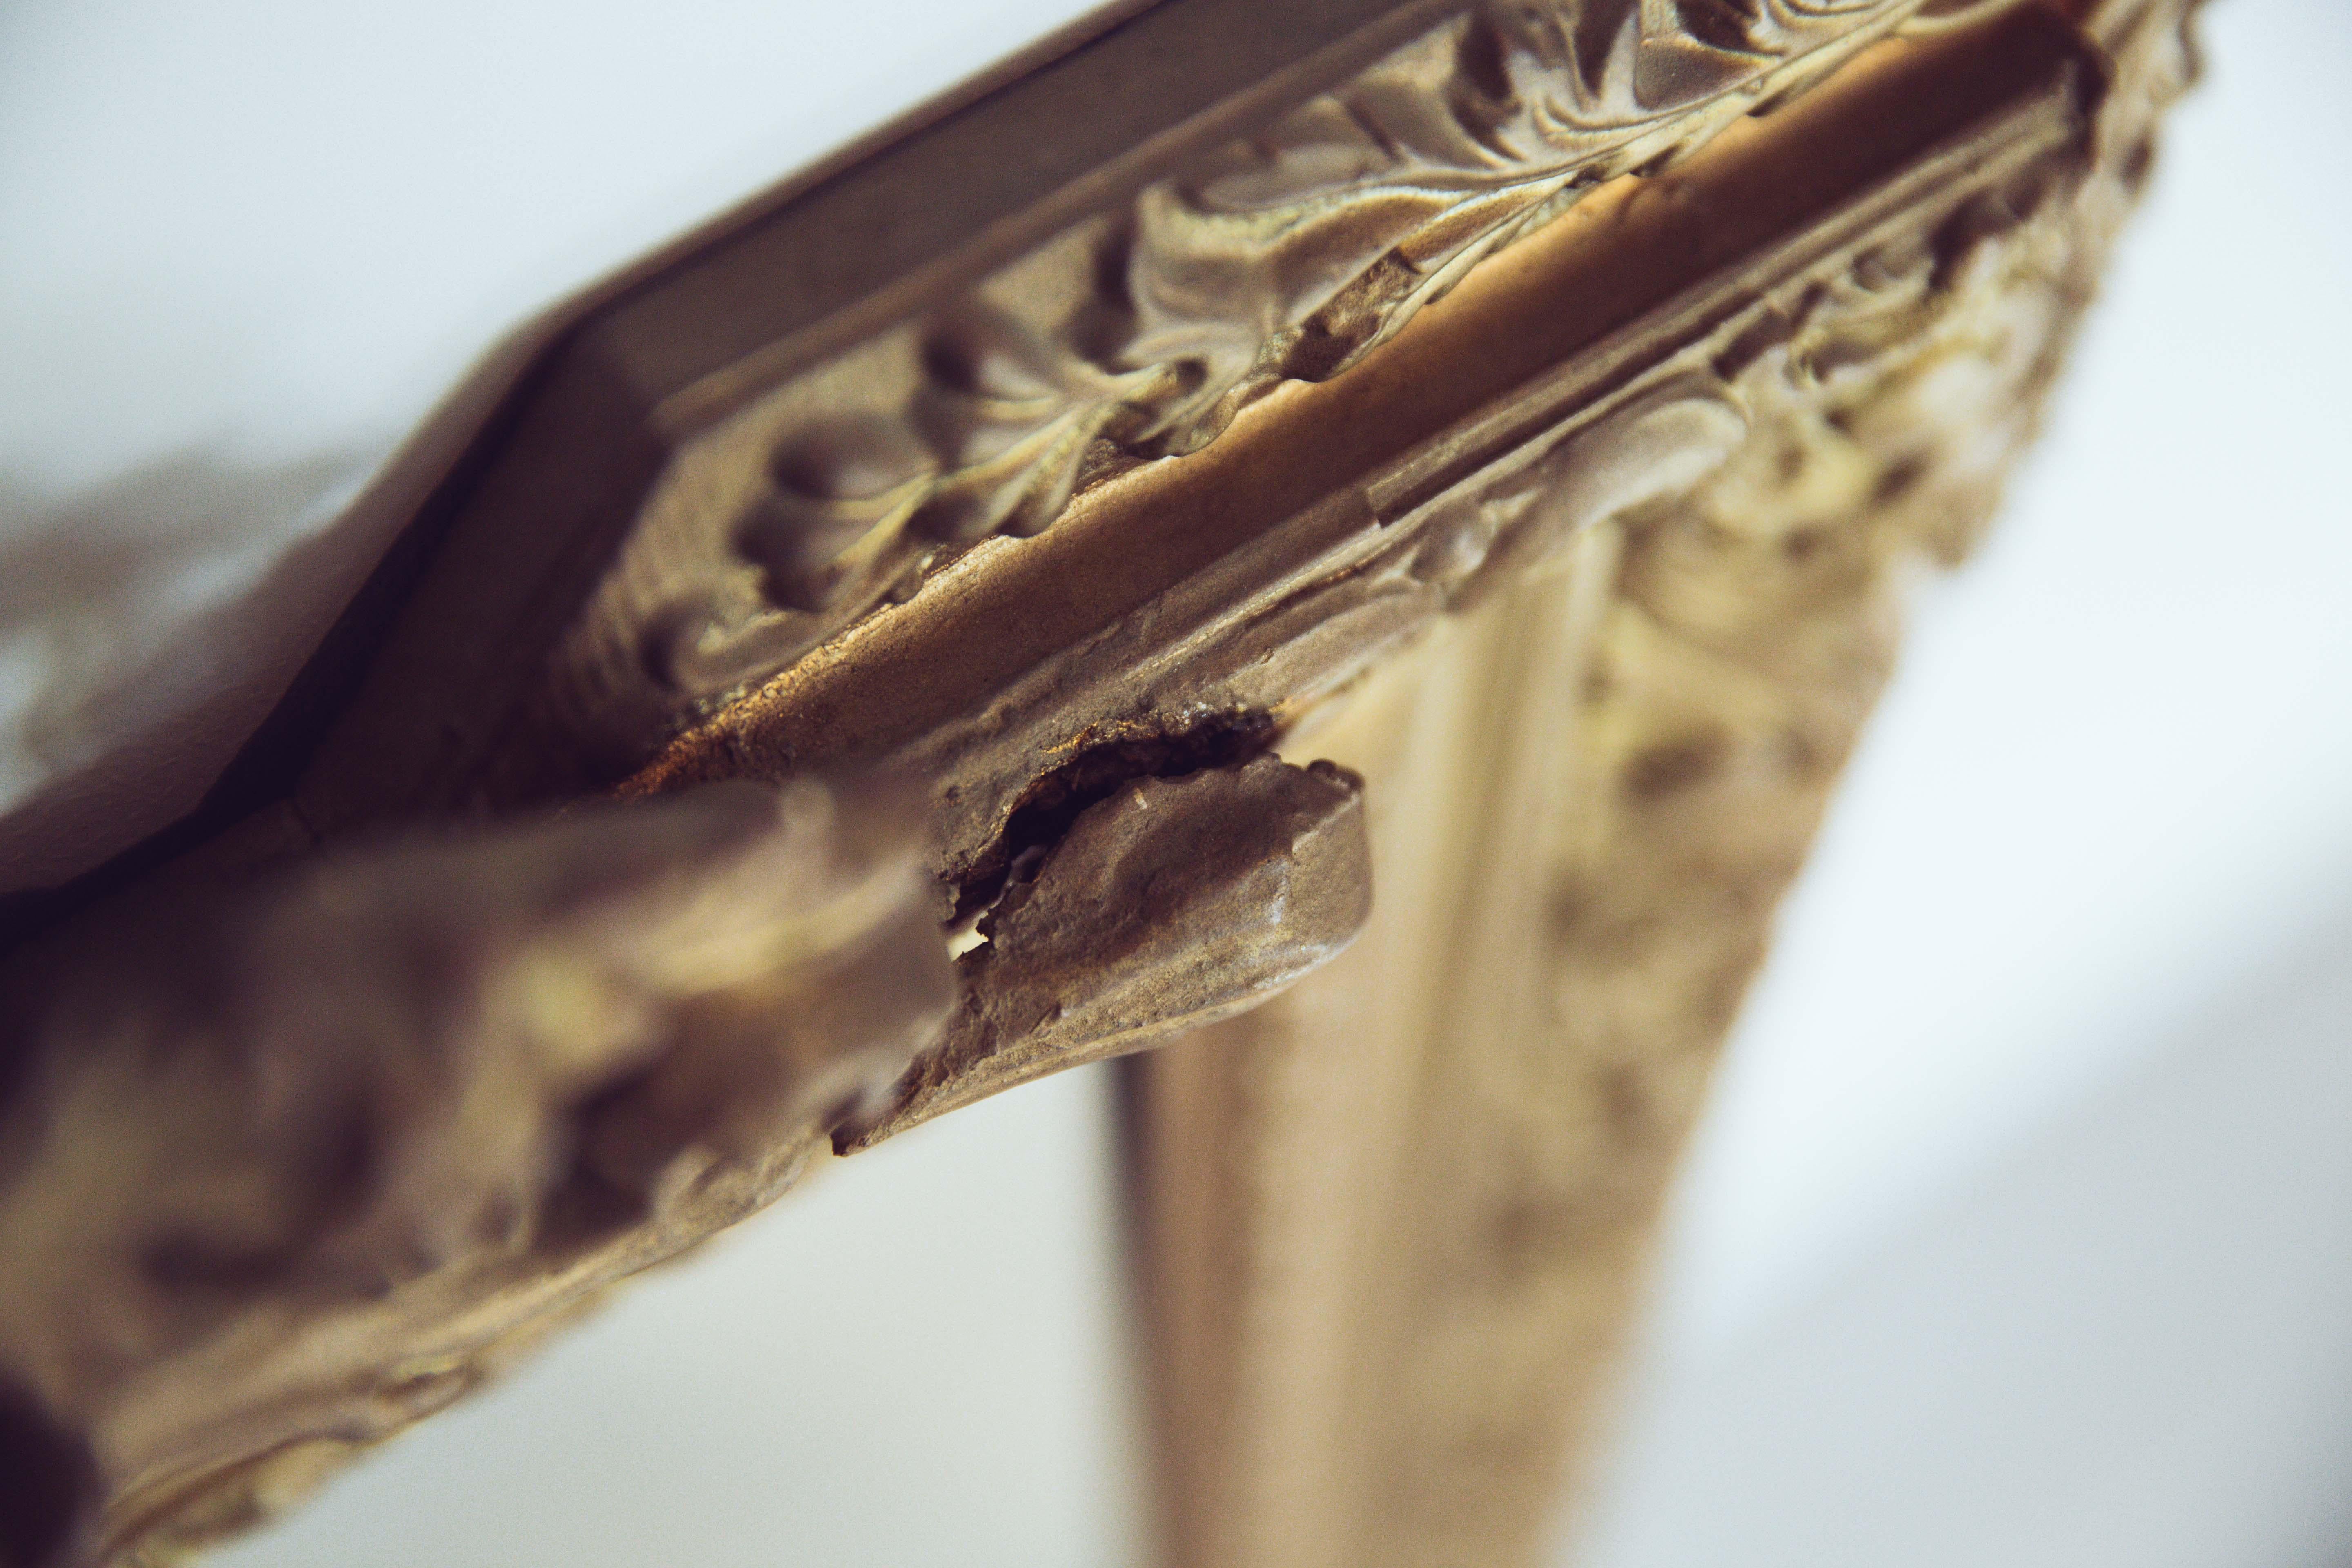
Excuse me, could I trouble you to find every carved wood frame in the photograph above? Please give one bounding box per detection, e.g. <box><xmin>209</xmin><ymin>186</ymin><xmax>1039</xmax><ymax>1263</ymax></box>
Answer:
<box><xmin>0</xmin><ymin>0</ymin><xmax>2196</xmax><ymax>1563</ymax></box>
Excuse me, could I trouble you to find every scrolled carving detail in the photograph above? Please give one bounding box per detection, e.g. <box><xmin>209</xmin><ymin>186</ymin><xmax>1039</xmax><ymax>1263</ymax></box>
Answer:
<box><xmin>550</xmin><ymin>0</ymin><xmax>2005</xmax><ymax>757</ymax></box>
<box><xmin>0</xmin><ymin>781</ymin><xmax>955</xmax><ymax>1564</ymax></box>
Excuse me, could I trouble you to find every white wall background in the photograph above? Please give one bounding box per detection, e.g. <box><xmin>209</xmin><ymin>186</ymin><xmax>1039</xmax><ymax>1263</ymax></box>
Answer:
<box><xmin>3</xmin><ymin>1</ymin><xmax>2347</xmax><ymax>1564</ymax></box>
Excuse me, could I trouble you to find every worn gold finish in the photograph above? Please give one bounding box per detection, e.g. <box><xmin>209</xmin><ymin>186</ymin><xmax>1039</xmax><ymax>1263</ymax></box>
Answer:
<box><xmin>1135</xmin><ymin>4</ymin><xmax>2192</xmax><ymax>1565</ymax></box>
<box><xmin>0</xmin><ymin>0</ymin><xmax>2194</xmax><ymax>1562</ymax></box>
<box><xmin>0</xmin><ymin>782</ymin><xmax>950</xmax><ymax>1564</ymax></box>
<box><xmin>184</xmin><ymin>0</ymin><xmax>2017</xmax><ymax>840</ymax></box>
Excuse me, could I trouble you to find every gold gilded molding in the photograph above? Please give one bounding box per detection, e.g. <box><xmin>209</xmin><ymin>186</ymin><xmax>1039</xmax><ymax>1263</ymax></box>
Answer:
<box><xmin>633</xmin><ymin>2</ymin><xmax>2103</xmax><ymax>958</ymax></box>
<box><xmin>0</xmin><ymin>0</ymin><xmax>2200</xmax><ymax>1561</ymax></box>
<box><xmin>151</xmin><ymin>0</ymin><xmax>2027</xmax><ymax>845</ymax></box>
<box><xmin>0</xmin><ymin>781</ymin><xmax>949</xmax><ymax>1566</ymax></box>
<box><xmin>1132</xmin><ymin>3</ymin><xmax>2195</xmax><ymax>1566</ymax></box>
<box><xmin>0</xmin><ymin>756</ymin><xmax>1378</xmax><ymax>1565</ymax></box>
<box><xmin>551</xmin><ymin>0</ymin><xmax>2018</xmax><ymax>762</ymax></box>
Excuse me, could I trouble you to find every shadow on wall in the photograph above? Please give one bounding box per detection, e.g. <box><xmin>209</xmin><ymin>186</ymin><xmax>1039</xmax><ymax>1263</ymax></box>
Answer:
<box><xmin>0</xmin><ymin>194</ymin><xmax>626</xmax><ymax>904</ymax></box>
<box><xmin>0</xmin><ymin>450</ymin><xmax>379</xmax><ymax>895</ymax></box>
<box><xmin>1570</xmin><ymin>895</ymin><xmax>2352</xmax><ymax>1568</ymax></box>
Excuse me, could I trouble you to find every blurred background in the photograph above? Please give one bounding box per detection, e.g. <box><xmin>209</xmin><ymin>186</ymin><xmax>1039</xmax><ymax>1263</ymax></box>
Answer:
<box><xmin>3</xmin><ymin>0</ymin><xmax>2348</xmax><ymax>1563</ymax></box>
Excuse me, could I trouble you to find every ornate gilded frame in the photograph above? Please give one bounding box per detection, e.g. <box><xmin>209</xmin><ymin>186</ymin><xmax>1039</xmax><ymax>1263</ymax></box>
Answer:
<box><xmin>0</xmin><ymin>0</ymin><xmax>2196</xmax><ymax>1562</ymax></box>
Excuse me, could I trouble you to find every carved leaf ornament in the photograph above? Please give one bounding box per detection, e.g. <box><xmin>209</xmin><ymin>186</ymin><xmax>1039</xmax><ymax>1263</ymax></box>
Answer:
<box><xmin>0</xmin><ymin>1</ymin><xmax>2194</xmax><ymax>1559</ymax></box>
<box><xmin>561</xmin><ymin>0</ymin><xmax>1995</xmax><ymax>751</ymax></box>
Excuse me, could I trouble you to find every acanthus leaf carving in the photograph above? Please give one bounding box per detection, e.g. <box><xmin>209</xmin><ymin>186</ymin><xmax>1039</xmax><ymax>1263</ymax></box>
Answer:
<box><xmin>546</xmin><ymin>0</ymin><xmax>2009</xmax><ymax>768</ymax></box>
